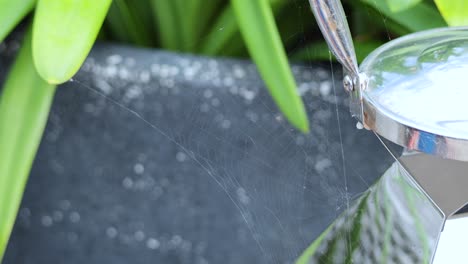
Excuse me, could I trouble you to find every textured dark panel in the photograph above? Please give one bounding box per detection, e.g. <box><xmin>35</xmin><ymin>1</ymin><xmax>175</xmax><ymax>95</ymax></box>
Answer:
<box><xmin>1</xmin><ymin>42</ymin><xmax>394</xmax><ymax>264</ymax></box>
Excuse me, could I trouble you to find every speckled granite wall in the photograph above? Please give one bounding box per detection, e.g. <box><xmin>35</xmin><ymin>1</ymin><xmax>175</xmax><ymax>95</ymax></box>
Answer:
<box><xmin>1</xmin><ymin>41</ymin><xmax>398</xmax><ymax>264</ymax></box>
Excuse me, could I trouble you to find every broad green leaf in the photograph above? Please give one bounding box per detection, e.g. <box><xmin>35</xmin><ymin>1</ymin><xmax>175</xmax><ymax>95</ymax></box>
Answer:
<box><xmin>105</xmin><ymin>0</ymin><xmax>154</xmax><ymax>46</ymax></box>
<box><xmin>200</xmin><ymin>6</ymin><xmax>240</xmax><ymax>55</ymax></box>
<box><xmin>292</xmin><ymin>41</ymin><xmax>383</xmax><ymax>63</ymax></box>
<box><xmin>354</xmin><ymin>1</ymin><xmax>412</xmax><ymax>36</ymax></box>
<box><xmin>173</xmin><ymin>0</ymin><xmax>218</xmax><ymax>52</ymax></box>
<box><xmin>0</xmin><ymin>27</ymin><xmax>56</xmax><ymax>261</ymax></box>
<box><xmin>360</xmin><ymin>0</ymin><xmax>446</xmax><ymax>32</ymax></box>
<box><xmin>187</xmin><ymin>0</ymin><xmax>225</xmax><ymax>52</ymax></box>
<box><xmin>434</xmin><ymin>0</ymin><xmax>468</xmax><ymax>26</ymax></box>
<box><xmin>201</xmin><ymin>0</ymin><xmax>287</xmax><ymax>56</ymax></box>
<box><xmin>231</xmin><ymin>0</ymin><xmax>309</xmax><ymax>132</ymax></box>
<box><xmin>150</xmin><ymin>0</ymin><xmax>180</xmax><ymax>50</ymax></box>
<box><xmin>0</xmin><ymin>0</ymin><xmax>35</xmax><ymax>42</ymax></box>
<box><xmin>32</xmin><ymin>0</ymin><xmax>112</xmax><ymax>84</ymax></box>
<box><xmin>172</xmin><ymin>0</ymin><xmax>190</xmax><ymax>51</ymax></box>
<box><xmin>385</xmin><ymin>0</ymin><xmax>421</xmax><ymax>13</ymax></box>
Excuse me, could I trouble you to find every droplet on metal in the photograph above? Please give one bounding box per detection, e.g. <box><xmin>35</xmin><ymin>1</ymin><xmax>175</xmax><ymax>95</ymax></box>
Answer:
<box><xmin>343</xmin><ymin>75</ymin><xmax>353</xmax><ymax>92</ymax></box>
<box><xmin>358</xmin><ymin>73</ymin><xmax>369</xmax><ymax>92</ymax></box>
<box><xmin>356</xmin><ymin>121</ymin><xmax>364</xmax><ymax>130</ymax></box>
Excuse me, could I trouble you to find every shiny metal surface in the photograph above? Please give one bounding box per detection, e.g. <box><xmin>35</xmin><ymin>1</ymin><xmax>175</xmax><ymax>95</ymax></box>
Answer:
<box><xmin>401</xmin><ymin>152</ymin><xmax>468</xmax><ymax>218</ymax></box>
<box><xmin>308</xmin><ymin>4</ymin><xmax>468</xmax><ymax>262</ymax></box>
<box><xmin>298</xmin><ymin>160</ymin><xmax>445</xmax><ymax>263</ymax></box>
<box><xmin>359</xmin><ymin>27</ymin><xmax>468</xmax><ymax>161</ymax></box>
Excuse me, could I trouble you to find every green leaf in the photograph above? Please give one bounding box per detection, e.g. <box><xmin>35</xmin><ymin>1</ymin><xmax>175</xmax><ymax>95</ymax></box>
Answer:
<box><xmin>275</xmin><ymin>2</ymin><xmax>315</xmax><ymax>48</ymax></box>
<box><xmin>0</xmin><ymin>27</ymin><xmax>56</xmax><ymax>261</ymax></box>
<box><xmin>385</xmin><ymin>0</ymin><xmax>421</xmax><ymax>13</ymax></box>
<box><xmin>150</xmin><ymin>0</ymin><xmax>180</xmax><ymax>50</ymax></box>
<box><xmin>296</xmin><ymin>224</ymin><xmax>333</xmax><ymax>264</ymax></box>
<box><xmin>292</xmin><ymin>41</ymin><xmax>383</xmax><ymax>63</ymax></box>
<box><xmin>173</xmin><ymin>0</ymin><xmax>201</xmax><ymax>52</ymax></box>
<box><xmin>0</xmin><ymin>0</ymin><xmax>36</xmax><ymax>42</ymax></box>
<box><xmin>32</xmin><ymin>0</ymin><xmax>112</xmax><ymax>84</ymax></box>
<box><xmin>201</xmin><ymin>0</ymin><xmax>287</xmax><ymax>56</ymax></box>
<box><xmin>172</xmin><ymin>0</ymin><xmax>225</xmax><ymax>52</ymax></box>
<box><xmin>187</xmin><ymin>0</ymin><xmax>225</xmax><ymax>52</ymax></box>
<box><xmin>434</xmin><ymin>0</ymin><xmax>468</xmax><ymax>26</ymax></box>
<box><xmin>231</xmin><ymin>0</ymin><xmax>309</xmax><ymax>132</ymax></box>
<box><xmin>105</xmin><ymin>0</ymin><xmax>154</xmax><ymax>46</ymax></box>
<box><xmin>360</xmin><ymin>0</ymin><xmax>446</xmax><ymax>32</ymax></box>
<box><xmin>200</xmin><ymin>6</ymin><xmax>240</xmax><ymax>55</ymax></box>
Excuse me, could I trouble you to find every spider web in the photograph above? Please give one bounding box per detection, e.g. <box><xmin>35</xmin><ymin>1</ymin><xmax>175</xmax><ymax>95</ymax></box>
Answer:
<box><xmin>1</xmin><ymin>4</ymin><xmax>400</xmax><ymax>264</ymax></box>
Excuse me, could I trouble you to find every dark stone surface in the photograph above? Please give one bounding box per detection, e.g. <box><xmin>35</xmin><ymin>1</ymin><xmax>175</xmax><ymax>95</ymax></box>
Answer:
<box><xmin>1</xmin><ymin>42</ymin><xmax>395</xmax><ymax>264</ymax></box>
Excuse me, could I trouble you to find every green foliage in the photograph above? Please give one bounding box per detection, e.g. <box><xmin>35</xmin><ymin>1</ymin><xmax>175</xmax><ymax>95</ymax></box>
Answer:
<box><xmin>0</xmin><ymin>0</ymin><xmax>35</xmax><ymax>42</ymax></box>
<box><xmin>0</xmin><ymin>0</ymin><xmax>467</xmax><ymax>261</ymax></box>
<box><xmin>106</xmin><ymin>0</ymin><xmax>155</xmax><ymax>46</ymax></box>
<box><xmin>32</xmin><ymin>0</ymin><xmax>112</xmax><ymax>84</ymax></box>
<box><xmin>435</xmin><ymin>0</ymin><xmax>468</xmax><ymax>26</ymax></box>
<box><xmin>231</xmin><ymin>0</ymin><xmax>309</xmax><ymax>132</ymax></box>
<box><xmin>385</xmin><ymin>0</ymin><xmax>422</xmax><ymax>13</ymax></box>
<box><xmin>360</xmin><ymin>0</ymin><xmax>446</xmax><ymax>32</ymax></box>
<box><xmin>0</xmin><ymin>28</ymin><xmax>56</xmax><ymax>261</ymax></box>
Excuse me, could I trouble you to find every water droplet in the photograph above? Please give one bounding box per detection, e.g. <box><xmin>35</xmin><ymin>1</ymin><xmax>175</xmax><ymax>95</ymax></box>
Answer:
<box><xmin>356</xmin><ymin>121</ymin><xmax>364</xmax><ymax>130</ymax></box>
<box><xmin>95</xmin><ymin>79</ymin><xmax>113</xmax><ymax>94</ymax></box>
<box><xmin>315</xmin><ymin>158</ymin><xmax>332</xmax><ymax>172</ymax></box>
<box><xmin>106</xmin><ymin>227</ymin><xmax>118</xmax><ymax>239</ymax></box>
<box><xmin>134</xmin><ymin>230</ymin><xmax>145</xmax><ymax>242</ymax></box>
<box><xmin>53</xmin><ymin>210</ymin><xmax>64</xmax><ymax>222</ymax></box>
<box><xmin>221</xmin><ymin>120</ymin><xmax>231</xmax><ymax>129</ymax></box>
<box><xmin>233</xmin><ymin>66</ymin><xmax>245</xmax><ymax>78</ymax></box>
<box><xmin>171</xmin><ymin>235</ymin><xmax>183</xmax><ymax>246</ymax></box>
<box><xmin>146</xmin><ymin>238</ymin><xmax>160</xmax><ymax>250</ymax></box>
<box><xmin>133</xmin><ymin>163</ymin><xmax>145</xmax><ymax>175</ymax></box>
<box><xmin>69</xmin><ymin>212</ymin><xmax>81</xmax><ymax>223</ymax></box>
<box><xmin>139</xmin><ymin>71</ymin><xmax>150</xmax><ymax>83</ymax></box>
<box><xmin>41</xmin><ymin>215</ymin><xmax>53</xmax><ymax>227</ymax></box>
<box><xmin>106</xmin><ymin>54</ymin><xmax>122</xmax><ymax>65</ymax></box>
<box><xmin>236</xmin><ymin>188</ymin><xmax>250</xmax><ymax>204</ymax></box>
<box><xmin>176</xmin><ymin>152</ymin><xmax>187</xmax><ymax>162</ymax></box>
<box><xmin>320</xmin><ymin>81</ymin><xmax>332</xmax><ymax>96</ymax></box>
<box><xmin>122</xmin><ymin>177</ymin><xmax>134</xmax><ymax>189</ymax></box>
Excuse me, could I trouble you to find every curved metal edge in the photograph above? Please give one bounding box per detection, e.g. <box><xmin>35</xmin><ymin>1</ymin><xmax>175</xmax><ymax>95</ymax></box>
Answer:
<box><xmin>361</xmin><ymin>26</ymin><xmax>468</xmax><ymax>70</ymax></box>
<box><xmin>361</xmin><ymin>99</ymin><xmax>468</xmax><ymax>162</ymax></box>
<box><xmin>355</xmin><ymin>27</ymin><xmax>468</xmax><ymax>162</ymax></box>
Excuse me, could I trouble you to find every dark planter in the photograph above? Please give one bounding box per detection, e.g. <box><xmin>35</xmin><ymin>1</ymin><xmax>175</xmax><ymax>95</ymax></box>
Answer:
<box><xmin>0</xmin><ymin>40</ymin><xmax>394</xmax><ymax>263</ymax></box>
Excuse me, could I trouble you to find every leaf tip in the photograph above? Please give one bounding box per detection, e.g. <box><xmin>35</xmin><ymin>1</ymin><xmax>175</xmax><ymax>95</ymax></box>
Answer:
<box><xmin>285</xmin><ymin>110</ymin><xmax>310</xmax><ymax>134</ymax></box>
<box><xmin>46</xmin><ymin>78</ymin><xmax>63</xmax><ymax>85</ymax></box>
<box><xmin>297</xmin><ymin>119</ymin><xmax>310</xmax><ymax>134</ymax></box>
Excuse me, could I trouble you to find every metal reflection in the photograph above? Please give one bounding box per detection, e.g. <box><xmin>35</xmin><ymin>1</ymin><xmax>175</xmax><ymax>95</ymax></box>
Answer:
<box><xmin>297</xmin><ymin>161</ymin><xmax>444</xmax><ymax>264</ymax></box>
